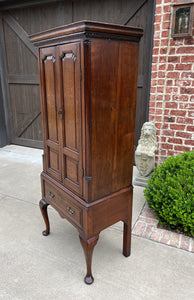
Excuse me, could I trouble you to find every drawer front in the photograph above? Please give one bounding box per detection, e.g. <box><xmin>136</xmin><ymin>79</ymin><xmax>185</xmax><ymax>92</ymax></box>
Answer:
<box><xmin>44</xmin><ymin>181</ymin><xmax>83</xmax><ymax>228</ymax></box>
<box><xmin>44</xmin><ymin>182</ymin><xmax>58</xmax><ymax>202</ymax></box>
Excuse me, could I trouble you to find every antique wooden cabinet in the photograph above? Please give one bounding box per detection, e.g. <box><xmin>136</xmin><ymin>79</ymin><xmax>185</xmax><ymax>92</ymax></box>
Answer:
<box><xmin>30</xmin><ymin>21</ymin><xmax>143</xmax><ymax>284</ymax></box>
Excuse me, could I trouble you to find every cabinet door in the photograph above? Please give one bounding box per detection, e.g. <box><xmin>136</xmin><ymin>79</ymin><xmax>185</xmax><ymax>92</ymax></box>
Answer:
<box><xmin>39</xmin><ymin>47</ymin><xmax>61</xmax><ymax>181</ymax></box>
<box><xmin>58</xmin><ymin>43</ymin><xmax>83</xmax><ymax>196</ymax></box>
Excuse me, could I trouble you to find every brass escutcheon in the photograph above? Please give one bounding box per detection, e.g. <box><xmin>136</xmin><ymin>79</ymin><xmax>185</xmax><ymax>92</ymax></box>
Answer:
<box><xmin>66</xmin><ymin>206</ymin><xmax>75</xmax><ymax>215</ymax></box>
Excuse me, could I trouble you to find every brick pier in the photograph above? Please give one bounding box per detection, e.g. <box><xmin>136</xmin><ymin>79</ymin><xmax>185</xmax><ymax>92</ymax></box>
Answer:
<box><xmin>149</xmin><ymin>0</ymin><xmax>194</xmax><ymax>165</ymax></box>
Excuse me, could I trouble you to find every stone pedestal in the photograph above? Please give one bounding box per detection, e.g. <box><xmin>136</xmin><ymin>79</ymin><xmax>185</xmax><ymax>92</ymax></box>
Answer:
<box><xmin>134</xmin><ymin>173</ymin><xmax>152</xmax><ymax>187</ymax></box>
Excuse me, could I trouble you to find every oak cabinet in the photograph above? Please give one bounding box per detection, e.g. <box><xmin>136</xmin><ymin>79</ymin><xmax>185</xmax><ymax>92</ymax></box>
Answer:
<box><xmin>31</xmin><ymin>21</ymin><xmax>143</xmax><ymax>284</ymax></box>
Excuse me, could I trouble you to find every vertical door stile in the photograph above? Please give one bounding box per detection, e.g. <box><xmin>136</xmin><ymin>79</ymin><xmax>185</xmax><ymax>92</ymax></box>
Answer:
<box><xmin>56</xmin><ymin>45</ymin><xmax>63</xmax><ymax>182</ymax></box>
<box><xmin>83</xmin><ymin>39</ymin><xmax>92</xmax><ymax>202</ymax></box>
<box><xmin>75</xmin><ymin>43</ymin><xmax>83</xmax><ymax>195</ymax></box>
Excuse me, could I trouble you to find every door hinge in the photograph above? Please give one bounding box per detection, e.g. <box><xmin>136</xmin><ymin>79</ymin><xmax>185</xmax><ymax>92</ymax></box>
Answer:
<box><xmin>58</xmin><ymin>108</ymin><xmax>63</xmax><ymax>120</ymax></box>
<box><xmin>85</xmin><ymin>176</ymin><xmax>92</xmax><ymax>183</ymax></box>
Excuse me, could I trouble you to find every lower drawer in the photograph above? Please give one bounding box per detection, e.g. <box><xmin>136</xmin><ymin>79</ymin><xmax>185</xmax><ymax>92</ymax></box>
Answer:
<box><xmin>43</xmin><ymin>181</ymin><xmax>83</xmax><ymax>228</ymax></box>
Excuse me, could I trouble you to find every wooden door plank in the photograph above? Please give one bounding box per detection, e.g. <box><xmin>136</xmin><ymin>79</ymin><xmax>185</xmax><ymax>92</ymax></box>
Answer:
<box><xmin>12</xmin><ymin>137</ymin><xmax>43</xmax><ymax>148</ymax></box>
<box><xmin>11</xmin><ymin>2</ymin><xmax>73</xmax><ymax>35</ymax></box>
<box><xmin>73</xmin><ymin>0</ymin><xmax>130</xmax><ymax>24</ymax></box>
<box><xmin>8</xmin><ymin>74</ymin><xmax>39</xmax><ymax>84</ymax></box>
<box><xmin>0</xmin><ymin>15</ymin><xmax>11</xmax><ymax>143</ymax></box>
<box><xmin>3</xmin><ymin>12</ymin><xmax>37</xmax><ymax>57</ymax></box>
<box><xmin>115</xmin><ymin>0</ymin><xmax>148</xmax><ymax>25</ymax></box>
<box><xmin>16</xmin><ymin>110</ymin><xmax>41</xmax><ymax>137</ymax></box>
<box><xmin>0</xmin><ymin>80</ymin><xmax>7</xmax><ymax>146</ymax></box>
<box><xmin>0</xmin><ymin>0</ymin><xmax>63</xmax><ymax>11</ymax></box>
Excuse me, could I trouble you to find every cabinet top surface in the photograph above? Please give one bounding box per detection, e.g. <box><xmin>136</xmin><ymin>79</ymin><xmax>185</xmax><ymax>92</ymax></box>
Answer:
<box><xmin>30</xmin><ymin>20</ymin><xmax>143</xmax><ymax>46</ymax></box>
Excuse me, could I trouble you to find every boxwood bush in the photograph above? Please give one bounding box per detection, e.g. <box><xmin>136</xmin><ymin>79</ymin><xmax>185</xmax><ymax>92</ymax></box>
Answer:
<box><xmin>144</xmin><ymin>151</ymin><xmax>194</xmax><ymax>237</ymax></box>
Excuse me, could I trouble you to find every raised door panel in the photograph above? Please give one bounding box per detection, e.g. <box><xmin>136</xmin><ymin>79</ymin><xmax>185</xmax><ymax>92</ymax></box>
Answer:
<box><xmin>39</xmin><ymin>47</ymin><xmax>61</xmax><ymax>181</ymax></box>
<box><xmin>58</xmin><ymin>43</ymin><xmax>83</xmax><ymax>196</ymax></box>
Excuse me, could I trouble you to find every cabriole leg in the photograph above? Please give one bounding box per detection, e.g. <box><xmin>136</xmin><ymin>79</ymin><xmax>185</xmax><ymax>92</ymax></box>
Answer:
<box><xmin>79</xmin><ymin>234</ymin><xmax>99</xmax><ymax>285</ymax></box>
<box><xmin>39</xmin><ymin>199</ymin><xmax>50</xmax><ymax>236</ymax></box>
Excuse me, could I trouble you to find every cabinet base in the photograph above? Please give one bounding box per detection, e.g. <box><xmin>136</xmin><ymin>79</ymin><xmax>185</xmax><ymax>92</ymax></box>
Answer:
<box><xmin>40</xmin><ymin>173</ymin><xmax>133</xmax><ymax>284</ymax></box>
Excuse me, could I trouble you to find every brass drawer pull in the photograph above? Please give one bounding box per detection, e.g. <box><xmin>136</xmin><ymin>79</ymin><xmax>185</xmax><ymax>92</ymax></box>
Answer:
<box><xmin>66</xmin><ymin>206</ymin><xmax>75</xmax><ymax>215</ymax></box>
<box><xmin>48</xmin><ymin>191</ymin><xmax>55</xmax><ymax>198</ymax></box>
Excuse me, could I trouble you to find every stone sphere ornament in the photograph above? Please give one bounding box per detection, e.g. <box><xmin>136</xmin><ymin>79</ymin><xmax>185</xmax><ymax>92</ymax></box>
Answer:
<box><xmin>135</xmin><ymin>122</ymin><xmax>158</xmax><ymax>177</ymax></box>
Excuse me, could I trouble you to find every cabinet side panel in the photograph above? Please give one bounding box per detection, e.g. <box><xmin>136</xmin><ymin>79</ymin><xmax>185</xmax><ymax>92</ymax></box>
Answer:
<box><xmin>89</xmin><ymin>39</ymin><xmax>139</xmax><ymax>201</ymax></box>
<box><xmin>90</xmin><ymin>39</ymin><xmax>119</xmax><ymax>201</ymax></box>
<box><xmin>113</xmin><ymin>42</ymin><xmax>139</xmax><ymax>190</ymax></box>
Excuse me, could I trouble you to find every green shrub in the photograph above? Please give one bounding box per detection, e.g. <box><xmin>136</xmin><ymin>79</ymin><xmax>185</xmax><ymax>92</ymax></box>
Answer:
<box><xmin>144</xmin><ymin>151</ymin><xmax>194</xmax><ymax>237</ymax></box>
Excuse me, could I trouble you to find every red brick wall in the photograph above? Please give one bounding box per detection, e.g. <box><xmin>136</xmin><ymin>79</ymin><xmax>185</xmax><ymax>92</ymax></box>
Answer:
<box><xmin>149</xmin><ymin>0</ymin><xmax>194</xmax><ymax>164</ymax></box>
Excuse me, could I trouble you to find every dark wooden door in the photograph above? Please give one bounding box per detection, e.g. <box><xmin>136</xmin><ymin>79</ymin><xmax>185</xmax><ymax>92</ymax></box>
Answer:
<box><xmin>0</xmin><ymin>12</ymin><xmax>42</xmax><ymax>148</ymax></box>
<box><xmin>39</xmin><ymin>43</ymin><xmax>83</xmax><ymax>196</ymax></box>
<box><xmin>58</xmin><ymin>43</ymin><xmax>83</xmax><ymax>196</ymax></box>
<box><xmin>39</xmin><ymin>46</ymin><xmax>62</xmax><ymax>181</ymax></box>
<box><xmin>0</xmin><ymin>0</ymin><xmax>154</xmax><ymax>149</ymax></box>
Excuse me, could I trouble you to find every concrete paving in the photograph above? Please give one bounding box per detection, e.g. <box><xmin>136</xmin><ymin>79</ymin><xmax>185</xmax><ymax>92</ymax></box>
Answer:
<box><xmin>0</xmin><ymin>145</ymin><xmax>193</xmax><ymax>300</ymax></box>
